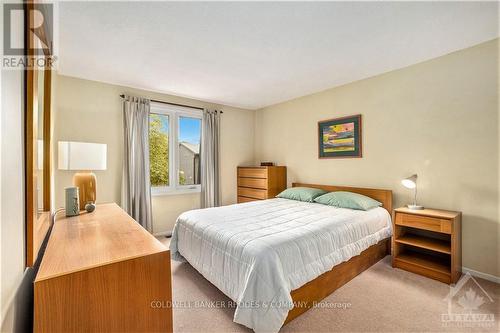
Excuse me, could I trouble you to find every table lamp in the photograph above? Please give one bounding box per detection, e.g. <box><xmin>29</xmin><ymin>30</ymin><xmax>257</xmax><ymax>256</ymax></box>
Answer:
<box><xmin>58</xmin><ymin>141</ymin><xmax>107</xmax><ymax>209</ymax></box>
<box><xmin>401</xmin><ymin>174</ymin><xmax>424</xmax><ymax>210</ymax></box>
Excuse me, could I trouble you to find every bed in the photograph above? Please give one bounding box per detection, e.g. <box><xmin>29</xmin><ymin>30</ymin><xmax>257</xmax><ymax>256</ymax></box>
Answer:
<box><xmin>170</xmin><ymin>183</ymin><xmax>393</xmax><ymax>333</ymax></box>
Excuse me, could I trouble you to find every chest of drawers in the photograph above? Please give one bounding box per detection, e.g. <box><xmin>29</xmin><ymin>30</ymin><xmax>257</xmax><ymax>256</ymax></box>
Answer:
<box><xmin>237</xmin><ymin>166</ymin><xmax>287</xmax><ymax>203</ymax></box>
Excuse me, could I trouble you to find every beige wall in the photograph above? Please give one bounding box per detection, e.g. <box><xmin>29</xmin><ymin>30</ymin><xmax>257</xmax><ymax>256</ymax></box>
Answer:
<box><xmin>53</xmin><ymin>75</ymin><xmax>255</xmax><ymax>234</ymax></box>
<box><xmin>0</xmin><ymin>5</ymin><xmax>33</xmax><ymax>330</ymax></box>
<box><xmin>255</xmin><ymin>39</ymin><xmax>499</xmax><ymax>277</ymax></box>
<box><xmin>0</xmin><ymin>62</ymin><xmax>27</xmax><ymax>333</ymax></box>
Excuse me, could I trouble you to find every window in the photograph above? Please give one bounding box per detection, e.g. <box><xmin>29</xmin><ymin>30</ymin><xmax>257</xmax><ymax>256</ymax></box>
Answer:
<box><xmin>178</xmin><ymin>116</ymin><xmax>201</xmax><ymax>185</ymax></box>
<box><xmin>149</xmin><ymin>103</ymin><xmax>202</xmax><ymax>194</ymax></box>
<box><xmin>149</xmin><ymin>113</ymin><xmax>170</xmax><ymax>187</ymax></box>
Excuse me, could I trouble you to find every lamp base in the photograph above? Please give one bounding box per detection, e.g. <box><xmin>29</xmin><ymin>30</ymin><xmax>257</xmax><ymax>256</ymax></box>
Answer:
<box><xmin>407</xmin><ymin>204</ymin><xmax>424</xmax><ymax>210</ymax></box>
<box><xmin>73</xmin><ymin>171</ymin><xmax>96</xmax><ymax>210</ymax></box>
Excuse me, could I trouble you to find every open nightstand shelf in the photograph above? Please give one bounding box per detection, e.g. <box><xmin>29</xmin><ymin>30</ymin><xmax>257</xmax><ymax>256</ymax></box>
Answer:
<box><xmin>392</xmin><ymin>207</ymin><xmax>461</xmax><ymax>284</ymax></box>
<box><xmin>396</xmin><ymin>249</ymin><xmax>451</xmax><ymax>276</ymax></box>
<box><xmin>395</xmin><ymin>233</ymin><xmax>451</xmax><ymax>254</ymax></box>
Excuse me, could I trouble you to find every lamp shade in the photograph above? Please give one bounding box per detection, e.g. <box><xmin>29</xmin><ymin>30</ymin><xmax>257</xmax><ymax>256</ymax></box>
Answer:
<box><xmin>58</xmin><ymin>141</ymin><xmax>107</xmax><ymax>171</ymax></box>
<box><xmin>401</xmin><ymin>174</ymin><xmax>417</xmax><ymax>189</ymax></box>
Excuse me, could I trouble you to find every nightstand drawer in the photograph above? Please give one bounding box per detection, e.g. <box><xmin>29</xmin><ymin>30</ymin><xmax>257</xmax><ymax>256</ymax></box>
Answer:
<box><xmin>395</xmin><ymin>213</ymin><xmax>452</xmax><ymax>234</ymax></box>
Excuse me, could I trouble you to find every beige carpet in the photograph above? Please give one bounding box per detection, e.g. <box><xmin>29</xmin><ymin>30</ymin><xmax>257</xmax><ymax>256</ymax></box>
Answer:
<box><xmin>158</xmin><ymin>237</ymin><xmax>499</xmax><ymax>333</ymax></box>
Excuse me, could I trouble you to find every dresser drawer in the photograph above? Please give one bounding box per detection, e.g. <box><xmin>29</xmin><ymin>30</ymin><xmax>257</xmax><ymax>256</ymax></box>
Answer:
<box><xmin>395</xmin><ymin>212</ymin><xmax>452</xmax><ymax>234</ymax></box>
<box><xmin>237</xmin><ymin>196</ymin><xmax>261</xmax><ymax>203</ymax></box>
<box><xmin>238</xmin><ymin>168</ymin><xmax>267</xmax><ymax>179</ymax></box>
<box><xmin>238</xmin><ymin>177</ymin><xmax>268</xmax><ymax>189</ymax></box>
<box><xmin>238</xmin><ymin>187</ymin><xmax>268</xmax><ymax>200</ymax></box>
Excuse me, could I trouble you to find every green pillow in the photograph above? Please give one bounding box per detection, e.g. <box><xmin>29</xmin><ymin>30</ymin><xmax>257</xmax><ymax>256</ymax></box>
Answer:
<box><xmin>314</xmin><ymin>191</ymin><xmax>382</xmax><ymax>211</ymax></box>
<box><xmin>276</xmin><ymin>187</ymin><xmax>327</xmax><ymax>203</ymax></box>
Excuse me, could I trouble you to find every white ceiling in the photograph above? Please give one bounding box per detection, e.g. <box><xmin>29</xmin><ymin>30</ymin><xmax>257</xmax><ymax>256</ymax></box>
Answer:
<box><xmin>58</xmin><ymin>1</ymin><xmax>499</xmax><ymax>110</ymax></box>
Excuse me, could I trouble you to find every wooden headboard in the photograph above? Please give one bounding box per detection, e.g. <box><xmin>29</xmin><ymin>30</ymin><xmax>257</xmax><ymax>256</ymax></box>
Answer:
<box><xmin>292</xmin><ymin>183</ymin><xmax>393</xmax><ymax>213</ymax></box>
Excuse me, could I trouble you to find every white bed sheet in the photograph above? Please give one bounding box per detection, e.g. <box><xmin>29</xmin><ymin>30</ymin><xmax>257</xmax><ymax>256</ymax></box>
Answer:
<box><xmin>170</xmin><ymin>198</ymin><xmax>392</xmax><ymax>332</ymax></box>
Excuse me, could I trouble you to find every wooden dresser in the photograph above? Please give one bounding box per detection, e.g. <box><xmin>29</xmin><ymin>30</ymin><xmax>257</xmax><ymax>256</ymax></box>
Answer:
<box><xmin>34</xmin><ymin>203</ymin><xmax>173</xmax><ymax>332</ymax></box>
<box><xmin>237</xmin><ymin>166</ymin><xmax>287</xmax><ymax>203</ymax></box>
<box><xmin>392</xmin><ymin>207</ymin><xmax>461</xmax><ymax>284</ymax></box>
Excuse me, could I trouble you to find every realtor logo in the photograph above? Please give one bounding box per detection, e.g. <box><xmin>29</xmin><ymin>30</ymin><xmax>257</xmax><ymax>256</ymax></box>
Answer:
<box><xmin>2</xmin><ymin>2</ymin><xmax>57</xmax><ymax>69</ymax></box>
<box><xmin>442</xmin><ymin>273</ymin><xmax>495</xmax><ymax>328</ymax></box>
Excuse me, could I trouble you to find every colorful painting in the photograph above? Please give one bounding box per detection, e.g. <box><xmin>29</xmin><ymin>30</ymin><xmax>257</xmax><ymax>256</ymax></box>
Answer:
<box><xmin>318</xmin><ymin>115</ymin><xmax>362</xmax><ymax>158</ymax></box>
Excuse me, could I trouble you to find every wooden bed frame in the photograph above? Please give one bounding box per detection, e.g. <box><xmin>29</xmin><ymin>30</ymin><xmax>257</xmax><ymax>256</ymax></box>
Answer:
<box><xmin>284</xmin><ymin>183</ymin><xmax>393</xmax><ymax>325</ymax></box>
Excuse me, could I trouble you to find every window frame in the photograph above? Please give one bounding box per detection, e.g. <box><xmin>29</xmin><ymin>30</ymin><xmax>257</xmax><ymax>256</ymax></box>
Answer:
<box><xmin>149</xmin><ymin>102</ymin><xmax>202</xmax><ymax>196</ymax></box>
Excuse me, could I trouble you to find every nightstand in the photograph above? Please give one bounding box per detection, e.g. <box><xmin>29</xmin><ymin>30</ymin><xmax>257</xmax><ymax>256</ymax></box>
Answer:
<box><xmin>392</xmin><ymin>207</ymin><xmax>461</xmax><ymax>284</ymax></box>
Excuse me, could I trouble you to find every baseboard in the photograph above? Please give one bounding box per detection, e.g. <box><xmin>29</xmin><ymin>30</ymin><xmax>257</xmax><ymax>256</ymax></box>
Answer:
<box><xmin>153</xmin><ymin>231</ymin><xmax>172</xmax><ymax>237</ymax></box>
<box><xmin>462</xmin><ymin>266</ymin><xmax>500</xmax><ymax>284</ymax></box>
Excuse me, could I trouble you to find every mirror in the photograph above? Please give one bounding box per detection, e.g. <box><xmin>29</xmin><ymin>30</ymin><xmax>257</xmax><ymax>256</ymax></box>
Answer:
<box><xmin>27</xmin><ymin>65</ymin><xmax>52</xmax><ymax>267</ymax></box>
<box><xmin>37</xmin><ymin>68</ymin><xmax>45</xmax><ymax>217</ymax></box>
<box><xmin>26</xmin><ymin>0</ymin><xmax>53</xmax><ymax>267</ymax></box>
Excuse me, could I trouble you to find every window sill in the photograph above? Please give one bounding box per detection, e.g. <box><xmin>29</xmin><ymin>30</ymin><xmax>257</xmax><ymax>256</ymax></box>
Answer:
<box><xmin>151</xmin><ymin>187</ymin><xmax>201</xmax><ymax>197</ymax></box>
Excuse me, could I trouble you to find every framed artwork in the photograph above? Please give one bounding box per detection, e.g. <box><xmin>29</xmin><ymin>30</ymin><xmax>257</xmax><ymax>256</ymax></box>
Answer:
<box><xmin>318</xmin><ymin>114</ymin><xmax>362</xmax><ymax>158</ymax></box>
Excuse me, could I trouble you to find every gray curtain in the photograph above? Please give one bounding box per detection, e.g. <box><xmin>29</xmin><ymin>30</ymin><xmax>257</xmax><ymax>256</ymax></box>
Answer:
<box><xmin>200</xmin><ymin>109</ymin><xmax>221</xmax><ymax>208</ymax></box>
<box><xmin>121</xmin><ymin>95</ymin><xmax>153</xmax><ymax>232</ymax></box>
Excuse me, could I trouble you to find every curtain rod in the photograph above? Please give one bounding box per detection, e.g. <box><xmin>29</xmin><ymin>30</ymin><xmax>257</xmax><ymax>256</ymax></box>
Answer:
<box><xmin>119</xmin><ymin>94</ymin><xmax>222</xmax><ymax>113</ymax></box>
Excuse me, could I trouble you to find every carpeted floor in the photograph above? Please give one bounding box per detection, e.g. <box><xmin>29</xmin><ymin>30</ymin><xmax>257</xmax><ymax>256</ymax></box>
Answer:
<box><xmin>158</xmin><ymin>237</ymin><xmax>499</xmax><ymax>333</ymax></box>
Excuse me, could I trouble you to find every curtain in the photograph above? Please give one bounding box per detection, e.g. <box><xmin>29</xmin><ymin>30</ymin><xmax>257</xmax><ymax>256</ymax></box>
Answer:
<box><xmin>121</xmin><ymin>95</ymin><xmax>153</xmax><ymax>232</ymax></box>
<box><xmin>200</xmin><ymin>109</ymin><xmax>221</xmax><ymax>208</ymax></box>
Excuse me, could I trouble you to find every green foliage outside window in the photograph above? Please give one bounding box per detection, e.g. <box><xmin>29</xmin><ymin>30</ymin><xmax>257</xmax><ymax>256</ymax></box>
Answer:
<box><xmin>149</xmin><ymin>114</ymin><xmax>169</xmax><ymax>186</ymax></box>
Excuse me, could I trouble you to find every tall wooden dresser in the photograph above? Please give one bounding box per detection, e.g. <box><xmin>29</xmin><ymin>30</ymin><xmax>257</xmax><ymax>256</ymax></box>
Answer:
<box><xmin>237</xmin><ymin>166</ymin><xmax>287</xmax><ymax>203</ymax></box>
<box><xmin>34</xmin><ymin>203</ymin><xmax>173</xmax><ymax>332</ymax></box>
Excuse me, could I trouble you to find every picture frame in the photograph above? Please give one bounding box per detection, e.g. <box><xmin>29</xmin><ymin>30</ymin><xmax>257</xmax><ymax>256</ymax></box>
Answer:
<box><xmin>318</xmin><ymin>114</ymin><xmax>362</xmax><ymax>158</ymax></box>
